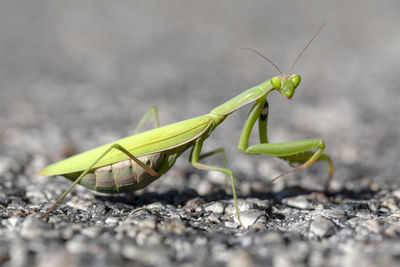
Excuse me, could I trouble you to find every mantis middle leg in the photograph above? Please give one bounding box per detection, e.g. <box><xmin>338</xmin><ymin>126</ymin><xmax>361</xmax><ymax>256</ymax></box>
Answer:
<box><xmin>190</xmin><ymin>138</ymin><xmax>245</xmax><ymax>228</ymax></box>
<box><xmin>133</xmin><ymin>106</ymin><xmax>160</xmax><ymax>134</ymax></box>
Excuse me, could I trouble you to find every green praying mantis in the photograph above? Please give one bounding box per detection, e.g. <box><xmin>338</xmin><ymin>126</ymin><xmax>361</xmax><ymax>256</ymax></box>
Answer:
<box><xmin>39</xmin><ymin>24</ymin><xmax>333</xmax><ymax>228</ymax></box>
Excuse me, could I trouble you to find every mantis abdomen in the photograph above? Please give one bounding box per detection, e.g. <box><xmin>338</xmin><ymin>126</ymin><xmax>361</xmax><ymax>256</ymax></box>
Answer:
<box><xmin>65</xmin><ymin>153</ymin><xmax>165</xmax><ymax>193</ymax></box>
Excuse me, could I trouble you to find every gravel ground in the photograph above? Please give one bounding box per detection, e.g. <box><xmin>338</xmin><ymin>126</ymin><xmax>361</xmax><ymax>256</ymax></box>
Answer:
<box><xmin>1</xmin><ymin>1</ymin><xmax>400</xmax><ymax>267</ymax></box>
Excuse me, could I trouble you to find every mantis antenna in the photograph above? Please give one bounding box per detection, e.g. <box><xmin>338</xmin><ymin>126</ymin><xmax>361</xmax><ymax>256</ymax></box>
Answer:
<box><xmin>289</xmin><ymin>22</ymin><xmax>326</xmax><ymax>74</ymax></box>
<box><xmin>242</xmin><ymin>23</ymin><xmax>326</xmax><ymax>76</ymax></box>
<box><xmin>241</xmin><ymin>47</ymin><xmax>283</xmax><ymax>75</ymax></box>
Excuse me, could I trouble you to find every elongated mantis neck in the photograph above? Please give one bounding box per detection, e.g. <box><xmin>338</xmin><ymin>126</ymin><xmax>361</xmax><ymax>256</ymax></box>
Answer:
<box><xmin>210</xmin><ymin>79</ymin><xmax>273</xmax><ymax>116</ymax></box>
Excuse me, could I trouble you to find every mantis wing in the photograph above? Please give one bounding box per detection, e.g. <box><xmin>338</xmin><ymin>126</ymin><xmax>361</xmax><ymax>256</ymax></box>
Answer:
<box><xmin>39</xmin><ymin>114</ymin><xmax>213</xmax><ymax>176</ymax></box>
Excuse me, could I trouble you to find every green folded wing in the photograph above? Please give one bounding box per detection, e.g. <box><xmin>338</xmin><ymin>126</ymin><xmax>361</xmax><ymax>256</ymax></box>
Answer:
<box><xmin>39</xmin><ymin>114</ymin><xmax>213</xmax><ymax>176</ymax></box>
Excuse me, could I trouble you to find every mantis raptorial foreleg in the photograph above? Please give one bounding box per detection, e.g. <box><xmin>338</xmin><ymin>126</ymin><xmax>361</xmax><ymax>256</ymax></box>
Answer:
<box><xmin>133</xmin><ymin>106</ymin><xmax>160</xmax><ymax>134</ymax></box>
<box><xmin>238</xmin><ymin>99</ymin><xmax>333</xmax><ymax>188</ymax></box>
<box><xmin>41</xmin><ymin>143</ymin><xmax>159</xmax><ymax>218</ymax></box>
<box><xmin>190</xmin><ymin>138</ymin><xmax>244</xmax><ymax>228</ymax></box>
<box><xmin>278</xmin><ymin>152</ymin><xmax>333</xmax><ymax>188</ymax></box>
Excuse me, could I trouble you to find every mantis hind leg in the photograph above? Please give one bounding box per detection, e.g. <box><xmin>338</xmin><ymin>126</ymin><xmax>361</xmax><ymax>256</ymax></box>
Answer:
<box><xmin>41</xmin><ymin>143</ymin><xmax>158</xmax><ymax>218</ymax></box>
<box><xmin>190</xmin><ymin>138</ymin><xmax>245</xmax><ymax>229</ymax></box>
<box><xmin>197</xmin><ymin>147</ymin><xmax>232</xmax><ymax>194</ymax></box>
<box><xmin>238</xmin><ymin>99</ymin><xmax>333</xmax><ymax>188</ymax></box>
<box><xmin>133</xmin><ymin>106</ymin><xmax>160</xmax><ymax>134</ymax></box>
<box><xmin>198</xmin><ymin>147</ymin><xmax>228</xmax><ymax>168</ymax></box>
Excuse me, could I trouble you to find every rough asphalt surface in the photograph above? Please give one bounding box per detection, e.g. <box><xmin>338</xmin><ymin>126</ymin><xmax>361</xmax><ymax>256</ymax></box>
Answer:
<box><xmin>1</xmin><ymin>1</ymin><xmax>400</xmax><ymax>267</ymax></box>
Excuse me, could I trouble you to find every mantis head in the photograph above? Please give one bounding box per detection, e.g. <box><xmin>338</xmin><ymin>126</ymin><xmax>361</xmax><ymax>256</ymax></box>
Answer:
<box><xmin>243</xmin><ymin>23</ymin><xmax>324</xmax><ymax>100</ymax></box>
<box><xmin>271</xmin><ymin>74</ymin><xmax>301</xmax><ymax>99</ymax></box>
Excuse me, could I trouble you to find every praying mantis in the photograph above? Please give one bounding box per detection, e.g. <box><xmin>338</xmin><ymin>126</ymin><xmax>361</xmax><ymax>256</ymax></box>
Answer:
<box><xmin>39</xmin><ymin>24</ymin><xmax>333</xmax><ymax>228</ymax></box>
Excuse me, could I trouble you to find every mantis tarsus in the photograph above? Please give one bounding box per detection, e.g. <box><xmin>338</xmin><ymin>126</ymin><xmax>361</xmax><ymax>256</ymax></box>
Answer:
<box><xmin>39</xmin><ymin>24</ymin><xmax>333</xmax><ymax>228</ymax></box>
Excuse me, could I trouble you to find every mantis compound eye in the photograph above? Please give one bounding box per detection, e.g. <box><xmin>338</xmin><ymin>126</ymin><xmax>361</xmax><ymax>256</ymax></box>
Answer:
<box><xmin>271</xmin><ymin>77</ymin><xmax>281</xmax><ymax>89</ymax></box>
<box><xmin>291</xmin><ymin>74</ymin><xmax>301</xmax><ymax>88</ymax></box>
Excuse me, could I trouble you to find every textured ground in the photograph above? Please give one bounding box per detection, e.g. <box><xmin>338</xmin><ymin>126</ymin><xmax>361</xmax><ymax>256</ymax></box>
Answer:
<box><xmin>1</xmin><ymin>1</ymin><xmax>400</xmax><ymax>267</ymax></box>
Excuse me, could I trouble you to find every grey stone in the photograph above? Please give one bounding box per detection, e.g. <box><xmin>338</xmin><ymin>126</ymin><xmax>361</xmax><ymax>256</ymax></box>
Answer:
<box><xmin>137</xmin><ymin>216</ymin><xmax>157</xmax><ymax>229</ymax></box>
<box><xmin>234</xmin><ymin>209</ymin><xmax>267</xmax><ymax>228</ymax></box>
<box><xmin>80</xmin><ymin>226</ymin><xmax>104</xmax><ymax>238</ymax></box>
<box><xmin>310</xmin><ymin>215</ymin><xmax>336</xmax><ymax>237</ymax></box>
<box><xmin>104</xmin><ymin>216</ymin><xmax>120</xmax><ymax>225</ymax></box>
<box><xmin>165</xmin><ymin>215</ymin><xmax>187</xmax><ymax>234</ymax></box>
<box><xmin>19</xmin><ymin>216</ymin><xmax>52</xmax><ymax>239</ymax></box>
<box><xmin>204</xmin><ymin>201</ymin><xmax>225</xmax><ymax>214</ymax></box>
<box><xmin>136</xmin><ymin>228</ymin><xmax>163</xmax><ymax>246</ymax></box>
<box><xmin>206</xmin><ymin>212</ymin><xmax>221</xmax><ymax>224</ymax></box>
<box><xmin>121</xmin><ymin>245</ymin><xmax>170</xmax><ymax>266</ymax></box>
<box><xmin>227</xmin><ymin>250</ymin><xmax>255</xmax><ymax>267</ymax></box>
<box><xmin>225</xmin><ymin>199</ymin><xmax>256</xmax><ymax>215</ymax></box>
<box><xmin>283</xmin><ymin>195</ymin><xmax>312</xmax><ymax>210</ymax></box>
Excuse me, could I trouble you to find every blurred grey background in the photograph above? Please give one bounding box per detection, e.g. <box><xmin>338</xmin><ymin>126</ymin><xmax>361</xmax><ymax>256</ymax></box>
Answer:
<box><xmin>0</xmin><ymin>0</ymin><xmax>399</xmax><ymax>188</ymax></box>
<box><xmin>1</xmin><ymin>1</ymin><xmax>400</xmax><ymax>266</ymax></box>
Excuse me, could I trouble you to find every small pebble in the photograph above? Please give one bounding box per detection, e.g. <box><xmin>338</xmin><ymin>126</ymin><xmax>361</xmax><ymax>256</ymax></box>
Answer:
<box><xmin>225</xmin><ymin>221</ymin><xmax>239</xmax><ymax>229</ymax></box>
<box><xmin>234</xmin><ymin>209</ymin><xmax>267</xmax><ymax>228</ymax></box>
<box><xmin>20</xmin><ymin>216</ymin><xmax>51</xmax><ymax>239</ymax></box>
<box><xmin>392</xmin><ymin>188</ymin><xmax>400</xmax><ymax>199</ymax></box>
<box><xmin>166</xmin><ymin>215</ymin><xmax>186</xmax><ymax>234</ymax></box>
<box><xmin>138</xmin><ymin>217</ymin><xmax>157</xmax><ymax>230</ymax></box>
<box><xmin>205</xmin><ymin>201</ymin><xmax>225</xmax><ymax>214</ymax></box>
<box><xmin>146</xmin><ymin>202</ymin><xmax>165</xmax><ymax>210</ymax></box>
<box><xmin>310</xmin><ymin>215</ymin><xmax>336</xmax><ymax>237</ymax></box>
<box><xmin>196</xmin><ymin>179</ymin><xmax>213</xmax><ymax>195</ymax></box>
<box><xmin>136</xmin><ymin>228</ymin><xmax>163</xmax><ymax>245</ymax></box>
<box><xmin>227</xmin><ymin>250</ymin><xmax>255</xmax><ymax>267</ymax></box>
<box><xmin>381</xmin><ymin>197</ymin><xmax>398</xmax><ymax>212</ymax></box>
<box><xmin>105</xmin><ymin>217</ymin><xmax>120</xmax><ymax>225</ymax></box>
<box><xmin>361</xmin><ymin>219</ymin><xmax>380</xmax><ymax>234</ymax></box>
<box><xmin>122</xmin><ymin>245</ymin><xmax>168</xmax><ymax>266</ymax></box>
<box><xmin>384</xmin><ymin>224</ymin><xmax>400</xmax><ymax>237</ymax></box>
<box><xmin>259</xmin><ymin>232</ymin><xmax>284</xmax><ymax>245</ymax></box>
<box><xmin>284</xmin><ymin>195</ymin><xmax>311</xmax><ymax>209</ymax></box>
<box><xmin>80</xmin><ymin>226</ymin><xmax>103</xmax><ymax>238</ymax></box>
<box><xmin>225</xmin><ymin>200</ymin><xmax>255</xmax><ymax>215</ymax></box>
<box><xmin>322</xmin><ymin>209</ymin><xmax>347</xmax><ymax>219</ymax></box>
<box><xmin>8</xmin><ymin>216</ymin><xmax>22</xmax><ymax>227</ymax></box>
<box><xmin>206</xmin><ymin>213</ymin><xmax>221</xmax><ymax>224</ymax></box>
<box><xmin>184</xmin><ymin>197</ymin><xmax>205</xmax><ymax>211</ymax></box>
